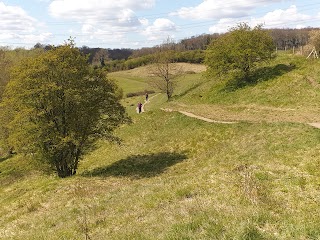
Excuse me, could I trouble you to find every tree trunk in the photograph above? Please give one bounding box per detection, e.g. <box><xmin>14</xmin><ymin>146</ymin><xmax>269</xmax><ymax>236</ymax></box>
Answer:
<box><xmin>55</xmin><ymin>151</ymin><xmax>78</xmax><ymax>178</ymax></box>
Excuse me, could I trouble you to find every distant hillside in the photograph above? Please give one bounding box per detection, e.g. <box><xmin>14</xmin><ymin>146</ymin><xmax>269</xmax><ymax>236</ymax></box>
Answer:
<box><xmin>30</xmin><ymin>28</ymin><xmax>320</xmax><ymax>73</ymax></box>
<box><xmin>75</xmin><ymin>28</ymin><xmax>320</xmax><ymax>72</ymax></box>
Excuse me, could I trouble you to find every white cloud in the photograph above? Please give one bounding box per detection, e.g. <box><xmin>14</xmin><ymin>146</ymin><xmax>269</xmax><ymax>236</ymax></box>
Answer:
<box><xmin>49</xmin><ymin>0</ymin><xmax>155</xmax><ymax>17</ymax></box>
<box><xmin>17</xmin><ymin>33</ymin><xmax>53</xmax><ymax>43</ymax></box>
<box><xmin>139</xmin><ymin>18</ymin><xmax>149</xmax><ymax>26</ymax></box>
<box><xmin>209</xmin><ymin>18</ymin><xmax>238</xmax><ymax>33</ymax></box>
<box><xmin>49</xmin><ymin>0</ymin><xmax>156</xmax><ymax>45</ymax></box>
<box><xmin>81</xmin><ymin>24</ymin><xmax>95</xmax><ymax>34</ymax></box>
<box><xmin>0</xmin><ymin>2</ymin><xmax>37</xmax><ymax>33</ymax></box>
<box><xmin>0</xmin><ymin>2</ymin><xmax>52</xmax><ymax>47</ymax></box>
<box><xmin>49</xmin><ymin>0</ymin><xmax>155</xmax><ymax>26</ymax></box>
<box><xmin>142</xmin><ymin>18</ymin><xmax>177</xmax><ymax>41</ymax></box>
<box><xmin>117</xmin><ymin>9</ymin><xmax>141</xmax><ymax>27</ymax></box>
<box><xmin>208</xmin><ymin>5</ymin><xmax>316</xmax><ymax>34</ymax></box>
<box><xmin>252</xmin><ymin>5</ymin><xmax>312</xmax><ymax>28</ymax></box>
<box><xmin>172</xmin><ymin>0</ymin><xmax>282</xmax><ymax>20</ymax></box>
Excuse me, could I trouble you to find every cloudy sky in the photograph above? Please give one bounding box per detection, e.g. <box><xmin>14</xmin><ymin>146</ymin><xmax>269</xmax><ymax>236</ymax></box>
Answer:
<box><xmin>1</xmin><ymin>0</ymin><xmax>320</xmax><ymax>49</ymax></box>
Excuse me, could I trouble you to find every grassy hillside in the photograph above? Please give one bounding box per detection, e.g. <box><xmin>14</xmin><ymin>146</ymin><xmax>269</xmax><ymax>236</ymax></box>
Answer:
<box><xmin>168</xmin><ymin>54</ymin><xmax>320</xmax><ymax>124</ymax></box>
<box><xmin>1</xmin><ymin>55</ymin><xmax>320</xmax><ymax>239</ymax></box>
<box><xmin>109</xmin><ymin>63</ymin><xmax>205</xmax><ymax>95</ymax></box>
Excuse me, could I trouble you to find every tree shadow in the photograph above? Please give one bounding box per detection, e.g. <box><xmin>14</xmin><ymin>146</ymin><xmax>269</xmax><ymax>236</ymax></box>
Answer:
<box><xmin>224</xmin><ymin>63</ymin><xmax>296</xmax><ymax>92</ymax></box>
<box><xmin>174</xmin><ymin>82</ymin><xmax>205</xmax><ymax>99</ymax></box>
<box><xmin>0</xmin><ymin>154</ymin><xmax>14</xmax><ymax>163</ymax></box>
<box><xmin>82</xmin><ymin>152</ymin><xmax>188</xmax><ymax>178</ymax></box>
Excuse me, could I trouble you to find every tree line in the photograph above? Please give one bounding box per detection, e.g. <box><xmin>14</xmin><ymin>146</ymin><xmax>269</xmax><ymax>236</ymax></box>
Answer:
<box><xmin>28</xmin><ymin>27</ymin><xmax>320</xmax><ymax>72</ymax></box>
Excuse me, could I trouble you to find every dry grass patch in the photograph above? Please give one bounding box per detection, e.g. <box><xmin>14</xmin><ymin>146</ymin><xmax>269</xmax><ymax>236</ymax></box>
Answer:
<box><xmin>166</xmin><ymin>102</ymin><xmax>320</xmax><ymax>124</ymax></box>
<box><xmin>111</xmin><ymin>63</ymin><xmax>206</xmax><ymax>78</ymax></box>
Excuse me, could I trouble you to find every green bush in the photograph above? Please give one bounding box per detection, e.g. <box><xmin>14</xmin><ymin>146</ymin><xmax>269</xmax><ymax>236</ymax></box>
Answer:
<box><xmin>126</xmin><ymin>90</ymin><xmax>155</xmax><ymax>98</ymax></box>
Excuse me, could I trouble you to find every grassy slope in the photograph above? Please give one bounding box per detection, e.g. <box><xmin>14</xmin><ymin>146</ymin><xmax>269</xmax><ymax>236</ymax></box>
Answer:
<box><xmin>1</xmin><ymin>58</ymin><xmax>320</xmax><ymax>239</ymax></box>
<box><xmin>109</xmin><ymin>63</ymin><xmax>205</xmax><ymax>96</ymax></box>
<box><xmin>168</xmin><ymin>54</ymin><xmax>320</xmax><ymax>123</ymax></box>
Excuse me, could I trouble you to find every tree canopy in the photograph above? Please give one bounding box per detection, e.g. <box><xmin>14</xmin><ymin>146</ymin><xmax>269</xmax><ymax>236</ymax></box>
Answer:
<box><xmin>205</xmin><ymin>23</ymin><xmax>275</xmax><ymax>82</ymax></box>
<box><xmin>0</xmin><ymin>50</ymin><xmax>11</xmax><ymax>100</ymax></box>
<box><xmin>0</xmin><ymin>43</ymin><xmax>129</xmax><ymax>177</ymax></box>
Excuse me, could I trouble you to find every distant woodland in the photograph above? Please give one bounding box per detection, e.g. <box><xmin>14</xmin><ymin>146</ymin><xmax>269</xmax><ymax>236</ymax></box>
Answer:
<box><xmin>2</xmin><ymin>27</ymin><xmax>320</xmax><ymax>77</ymax></box>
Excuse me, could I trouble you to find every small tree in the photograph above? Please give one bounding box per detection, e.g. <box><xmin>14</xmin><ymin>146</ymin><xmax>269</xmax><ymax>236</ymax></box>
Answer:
<box><xmin>0</xmin><ymin>42</ymin><xmax>129</xmax><ymax>177</ymax></box>
<box><xmin>149</xmin><ymin>37</ymin><xmax>182</xmax><ymax>100</ymax></box>
<box><xmin>92</xmin><ymin>49</ymin><xmax>109</xmax><ymax>67</ymax></box>
<box><xmin>205</xmin><ymin>23</ymin><xmax>275</xmax><ymax>82</ymax></box>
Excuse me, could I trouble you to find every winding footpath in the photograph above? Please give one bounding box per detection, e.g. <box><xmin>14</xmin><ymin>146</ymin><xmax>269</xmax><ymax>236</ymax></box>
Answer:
<box><xmin>307</xmin><ymin>123</ymin><xmax>320</xmax><ymax>129</ymax></box>
<box><xmin>141</xmin><ymin>93</ymin><xmax>161</xmax><ymax>112</ymax></box>
<box><xmin>160</xmin><ymin>108</ymin><xmax>237</xmax><ymax>124</ymax></box>
<box><xmin>146</xmin><ymin>93</ymin><xmax>320</xmax><ymax>129</ymax></box>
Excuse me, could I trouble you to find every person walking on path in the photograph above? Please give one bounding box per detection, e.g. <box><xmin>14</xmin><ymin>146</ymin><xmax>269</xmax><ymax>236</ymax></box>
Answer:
<box><xmin>145</xmin><ymin>92</ymin><xmax>149</xmax><ymax>102</ymax></box>
<box><xmin>137</xmin><ymin>102</ymin><xmax>143</xmax><ymax>113</ymax></box>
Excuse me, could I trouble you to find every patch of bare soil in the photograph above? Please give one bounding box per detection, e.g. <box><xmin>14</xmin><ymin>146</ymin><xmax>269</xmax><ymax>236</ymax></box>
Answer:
<box><xmin>161</xmin><ymin>108</ymin><xmax>237</xmax><ymax>124</ymax></box>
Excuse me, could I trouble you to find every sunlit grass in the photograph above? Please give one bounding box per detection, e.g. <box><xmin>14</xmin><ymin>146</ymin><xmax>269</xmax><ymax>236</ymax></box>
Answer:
<box><xmin>1</xmin><ymin>60</ymin><xmax>320</xmax><ymax>239</ymax></box>
<box><xmin>166</xmin><ymin>53</ymin><xmax>320</xmax><ymax>124</ymax></box>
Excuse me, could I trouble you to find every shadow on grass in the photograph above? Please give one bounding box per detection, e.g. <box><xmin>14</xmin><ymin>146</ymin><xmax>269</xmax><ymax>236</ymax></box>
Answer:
<box><xmin>224</xmin><ymin>63</ymin><xmax>296</xmax><ymax>92</ymax></box>
<box><xmin>82</xmin><ymin>152</ymin><xmax>188</xmax><ymax>178</ymax></box>
<box><xmin>0</xmin><ymin>154</ymin><xmax>14</xmax><ymax>163</ymax></box>
<box><xmin>174</xmin><ymin>82</ymin><xmax>205</xmax><ymax>99</ymax></box>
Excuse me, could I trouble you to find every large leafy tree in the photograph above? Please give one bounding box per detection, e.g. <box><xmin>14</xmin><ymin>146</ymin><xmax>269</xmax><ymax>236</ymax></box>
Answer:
<box><xmin>0</xmin><ymin>42</ymin><xmax>128</xmax><ymax>177</ymax></box>
<box><xmin>205</xmin><ymin>23</ymin><xmax>275</xmax><ymax>81</ymax></box>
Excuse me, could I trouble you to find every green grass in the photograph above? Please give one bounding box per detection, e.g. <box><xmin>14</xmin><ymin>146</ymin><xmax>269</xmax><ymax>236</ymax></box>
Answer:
<box><xmin>109</xmin><ymin>63</ymin><xmax>206</xmax><ymax>96</ymax></box>
<box><xmin>1</xmin><ymin>58</ymin><xmax>320</xmax><ymax>239</ymax></box>
<box><xmin>167</xmin><ymin>53</ymin><xmax>320</xmax><ymax>123</ymax></box>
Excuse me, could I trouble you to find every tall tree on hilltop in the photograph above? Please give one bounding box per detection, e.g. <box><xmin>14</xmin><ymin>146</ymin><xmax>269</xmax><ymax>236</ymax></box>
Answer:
<box><xmin>0</xmin><ymin>41</ymin><xmax>129</xmax><ymax>177</ymax></box>
<box><xmin>205</xmin><ymin>23</ymin><xmax>275</xmax><ymax>83</ymax></box>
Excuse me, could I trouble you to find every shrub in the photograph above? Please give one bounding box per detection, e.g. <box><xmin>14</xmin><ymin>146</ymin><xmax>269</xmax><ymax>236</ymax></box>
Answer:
<box><xmin>126</xmin><ymin>90</ymin><xmax>155</xmax><ymax>98</ymax></box>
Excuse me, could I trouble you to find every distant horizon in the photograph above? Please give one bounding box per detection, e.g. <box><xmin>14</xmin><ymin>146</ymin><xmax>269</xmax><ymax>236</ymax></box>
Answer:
<box><xmin>2</xmin><ymin>27</ymin><xmax>318</xmax><ymax>51</ymax></box>
<box><xmin>1</xmin><ymin>0</ymin><xmax>320</xmax><ymax>49</ymax></box>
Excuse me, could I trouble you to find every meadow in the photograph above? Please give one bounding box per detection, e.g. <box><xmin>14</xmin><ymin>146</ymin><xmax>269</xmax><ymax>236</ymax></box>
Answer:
<box><xmin>0</xmin><ymin>53</ymin><xmax>320</xmax><ymax>239</ymax></box>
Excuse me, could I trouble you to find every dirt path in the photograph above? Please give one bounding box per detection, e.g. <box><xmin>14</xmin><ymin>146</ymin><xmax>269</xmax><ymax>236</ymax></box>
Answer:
<box><xmin>144</xmin><ymin>93</ymin><xmax>160</xmax><ymax>106</ymax></box>
<box><xmin>139</xmin><ymin>93</ymin><xmax>161</xmax><ymax>113</ymax></box>
<box><xmin>307</xmin><ymin>123</ymin><xmax>320</xmax><ymax>129</ymax></box>
<box><xmin>163</xmin><ymin>107</ymin><xmax>320</xmax><ymax>128</ymax></box>
<box><xmin>147</xmin><ymin>94</ymin><xmax>320</xmax><ymax>128</ymax></box>
<box><xmin>161</xmin><ymin>108</ymin><xmax>237</xmax><ymax>124</ymax></box>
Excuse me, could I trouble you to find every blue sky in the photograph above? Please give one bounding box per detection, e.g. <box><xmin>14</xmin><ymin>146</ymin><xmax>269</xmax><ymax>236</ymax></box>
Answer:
<box><xmin>1</xmin><ymin>0</ymin><xmax>320</xmax><ymax>49</ymax></box>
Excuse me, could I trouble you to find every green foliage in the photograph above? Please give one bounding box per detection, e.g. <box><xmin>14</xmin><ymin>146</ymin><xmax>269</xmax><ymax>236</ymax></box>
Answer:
<box><xmin>0</xmin><ymin>47</ymin><xmax>45</xmax><ymax>103</ymax></box>
<box><xmin>0</xmin><ymin>50</ymin><xmax>11</xmax><ymax>101</ymax></box>
<box><xmin>205</xmin><ymin>23</ymin><xmax>275</xmax><ymax>82</ymax></box>
<box><xmin>174</xmin><ymin>50</ymin><xmax>205</xmax><ymax>63</ymax></box>
<box><xmin>0</xmin><ymin>42</ymin><xmax>129</xmax><ymax>177</ymax></box>
<box><xmin>104</xmin><ymin>55</ymin><xmax>154</xmax><ymax>72</ymax></box>
<box><xmin>104</xmin><ymin>50</ymin><xmax>204</xmax><ymax>73</ymax></box>
<box><xmin>126</xmin><ymin>90</ymin><xmax>155</xmax><ymax>98</ymax></box>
